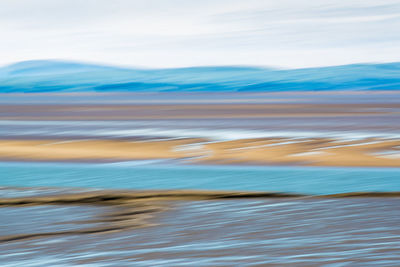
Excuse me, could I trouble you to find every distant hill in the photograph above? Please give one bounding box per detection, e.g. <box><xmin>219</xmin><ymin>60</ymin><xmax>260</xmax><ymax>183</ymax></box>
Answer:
<box><xmin>1</xmin><ymin>60</ymin><xmax>400</xmax><ymax>92</ymax></box>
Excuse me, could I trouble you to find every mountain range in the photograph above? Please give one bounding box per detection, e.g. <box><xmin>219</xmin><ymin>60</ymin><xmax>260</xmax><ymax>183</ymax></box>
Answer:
<box><xmin>0</xmin><ymin>60</ymin><xmax>400</xmax><ymax>92</ymax></box>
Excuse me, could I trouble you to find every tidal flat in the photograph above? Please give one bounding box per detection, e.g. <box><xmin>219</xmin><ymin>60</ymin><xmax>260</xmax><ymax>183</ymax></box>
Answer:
<box><xmin>1</xmin><ymin>187</ymin><xmax>400</xmax><ymax>266</ymax></box>
<box><xmin>1</xmin><ymin>91</ymin><xmax>400</xmax><ymax>167</ymax></box>
<box><xmin>1</xmin><ymin>91</ymin><xmax>400</xmax><ymax>266</ymax></box>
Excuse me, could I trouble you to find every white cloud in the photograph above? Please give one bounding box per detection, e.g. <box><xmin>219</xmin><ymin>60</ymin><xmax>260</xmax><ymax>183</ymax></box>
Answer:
<box><xmin>0</xmin><ymin>0</ymin><xmax>400</xmax><ymax>68</ymax></box>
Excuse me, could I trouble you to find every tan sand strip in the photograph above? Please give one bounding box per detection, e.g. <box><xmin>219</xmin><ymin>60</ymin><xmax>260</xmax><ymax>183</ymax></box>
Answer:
<box><xmin>0</xmin><ymin>138</ymin><xmax>400</xmax><ymax>167</ymax></box>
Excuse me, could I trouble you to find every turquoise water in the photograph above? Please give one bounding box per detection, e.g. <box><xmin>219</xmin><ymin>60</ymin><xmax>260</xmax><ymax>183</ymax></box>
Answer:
<box><xmin>1</xmin><ymin>162</ymin><xmax>399</xmax><ymax>194</ymax></box>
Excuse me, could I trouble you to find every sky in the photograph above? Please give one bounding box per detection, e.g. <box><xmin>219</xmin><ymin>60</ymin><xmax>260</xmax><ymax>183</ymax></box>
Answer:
<box><xmin>1</xmin><ymin>0</ymin><xmax>400</xmax><ymax>68</ymax></box>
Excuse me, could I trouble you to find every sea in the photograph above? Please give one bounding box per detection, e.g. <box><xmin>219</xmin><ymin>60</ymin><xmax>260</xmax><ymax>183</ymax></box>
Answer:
<box><xmin>1</xmin><ymin>162</ymin><xmax>400</xmax><ymax>266</ymax></box>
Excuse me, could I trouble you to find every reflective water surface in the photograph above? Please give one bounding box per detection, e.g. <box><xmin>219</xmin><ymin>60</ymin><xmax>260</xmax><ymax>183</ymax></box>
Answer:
<box><xmin>1</xmin><ymin>198</ymin><xmax>400</xmax><ymax>266</ymax></box>
<box><xmin>1</xmin><ymin>162</ymin><xmax>400</xmax><ymax>194</ymax></box>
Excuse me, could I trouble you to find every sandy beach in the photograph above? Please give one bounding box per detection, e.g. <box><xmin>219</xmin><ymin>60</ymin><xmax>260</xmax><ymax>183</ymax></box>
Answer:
<box><xmin>1</xmin><ymin>92</ymin><xmax>400</xmax><ymax>167</ymax></box>
<box><xmin>0</xmin><ymin>137</ymin><xmax>399</xmax><ymax>167</ymax></box>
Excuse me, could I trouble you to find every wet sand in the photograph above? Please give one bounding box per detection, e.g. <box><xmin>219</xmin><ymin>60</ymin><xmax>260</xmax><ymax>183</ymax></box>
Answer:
<box><xmin>1</xmin><ymin>92</ymin><xmax>400</xmax><ymax>167</ymax></box>
<box><xmin>1</xmin><ymin>102</ymin><xmax>399</xmax><ymax>120</ymax></box>
<box><xmin>0</xmin><ymin>187</ymin><xmax>399</xmax><ymax>243</ymax></box>
<box><xmin>1</xmin><ymin>187</ymin><xmax>400</xmax><ymax>266</ymax></box>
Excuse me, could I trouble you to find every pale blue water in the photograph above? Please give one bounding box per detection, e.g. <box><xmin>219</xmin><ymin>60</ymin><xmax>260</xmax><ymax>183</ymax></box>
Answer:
<box><xmin>1</xmin><ymin>161</ymin><xmax>399</xmax><ymax>194</ymax></box>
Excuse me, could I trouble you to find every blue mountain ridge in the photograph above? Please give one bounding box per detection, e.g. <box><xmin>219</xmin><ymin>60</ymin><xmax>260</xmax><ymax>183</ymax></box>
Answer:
<box><xmin>0</xmin><ymin>60</ymin><xmax>400</xmax><ymax>92</ymax></box>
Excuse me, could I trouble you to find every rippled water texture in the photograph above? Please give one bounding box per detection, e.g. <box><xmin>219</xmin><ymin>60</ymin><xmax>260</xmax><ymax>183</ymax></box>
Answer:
<box><xmin>1</xmin><ymin>198</ymin><xmax>400</xmax><ymax>266</ymax></box>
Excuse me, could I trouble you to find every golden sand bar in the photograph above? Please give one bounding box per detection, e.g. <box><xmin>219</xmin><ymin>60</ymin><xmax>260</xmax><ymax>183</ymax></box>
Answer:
<box><xmin>2</xmin><ymin>92</ymin><xmax>400</xmax><ymax>167</ymax></box>
<box><xmin>0</xmin><ymin>138</ymin><xmax>399</xmax><ymax>167</ymax></box>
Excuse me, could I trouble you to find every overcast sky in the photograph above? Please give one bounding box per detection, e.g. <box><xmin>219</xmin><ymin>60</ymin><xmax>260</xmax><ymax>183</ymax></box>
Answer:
<box><xmin>1</xmin><ymin>0</ymin><xmax>400</xmax><ymax>68</ymax></box>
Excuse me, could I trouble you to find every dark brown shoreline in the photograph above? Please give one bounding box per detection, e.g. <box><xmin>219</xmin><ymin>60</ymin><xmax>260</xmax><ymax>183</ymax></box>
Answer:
<box><xmin>2</xmin><ymin>187</ymin><xmax>400</xmax><ymax>206</ymax></box>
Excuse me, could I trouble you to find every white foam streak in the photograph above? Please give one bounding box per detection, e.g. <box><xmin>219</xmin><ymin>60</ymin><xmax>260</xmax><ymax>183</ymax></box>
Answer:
<box><xmin>1</xmin><ymin>121</ymin><xmax>400</xmax><ymax>141</ymax></box>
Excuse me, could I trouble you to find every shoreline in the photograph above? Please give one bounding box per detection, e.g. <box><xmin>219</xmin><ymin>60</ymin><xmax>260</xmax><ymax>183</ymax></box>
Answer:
<box><xmin>3</xmin><ymin>187</ymin><xmax>400</xmax><ymax>201</ymax></box>
<box><xmin>3</xmin><ymin>158</ymin><xmax>400</xmax><ymax>170</ymax></box>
